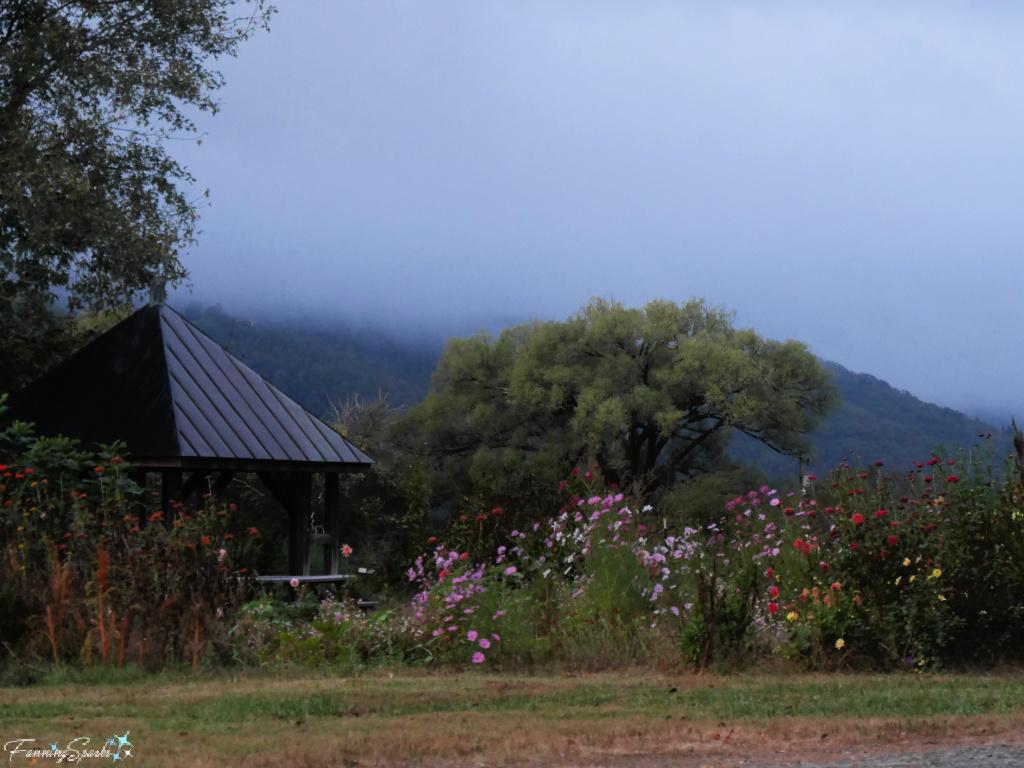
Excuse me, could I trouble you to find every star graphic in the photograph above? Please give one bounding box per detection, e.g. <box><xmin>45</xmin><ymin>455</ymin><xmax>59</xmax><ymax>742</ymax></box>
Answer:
<box><xmin>114</xmin><ymin>732</ymin><xmax>132</xmax><ymax>750</ymax></box>
<box><xmin>112</xmin><ymin>753</ymin><xmax>121</xmax><ymax>763</ymax></box>
<box><xmin>108</xmin><ymin>737</ymin><xmax>118</xmax><ymax>747</ymax></box>
<box><xmin>123</xmin><ymin>748</ymin><xmax>132</xmax><ymax>758</ymax></box>
<box><xmin>51</xmin><ymin>744</ymin><xmax>58</xmax><ymax>751</ymax></box>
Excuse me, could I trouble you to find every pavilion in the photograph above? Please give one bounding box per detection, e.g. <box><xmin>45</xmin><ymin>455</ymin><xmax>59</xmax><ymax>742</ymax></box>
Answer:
<box><xmin>2</xmin><ymin>296</ymin><xmax>373</xmax><ymax>578</ymax></box>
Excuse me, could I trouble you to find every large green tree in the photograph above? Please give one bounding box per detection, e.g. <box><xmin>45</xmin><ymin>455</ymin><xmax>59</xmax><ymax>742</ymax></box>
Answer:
<box><xmin>0</xmin><ymin>0</ymin><xmax>272</xmax><ymax>392</ymax></box>
<box><xmin>404</xmin><ymin>298</ymin><xmax>838</xmax><ymax>514</ymax></box>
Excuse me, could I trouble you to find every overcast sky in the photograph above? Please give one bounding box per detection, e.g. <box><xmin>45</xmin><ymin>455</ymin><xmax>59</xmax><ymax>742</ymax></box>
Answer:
<box><xmin>173</xmin><ymin>1</ymin><xmax>1024</xmax><ymax>421</ymax></box>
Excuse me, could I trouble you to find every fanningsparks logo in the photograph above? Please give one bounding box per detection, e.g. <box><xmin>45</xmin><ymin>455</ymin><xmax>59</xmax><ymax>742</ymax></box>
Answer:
<box><xmin>4</xmin><ymin>732</ymin><xmax>133</xmax><ymax>763</ymax></box>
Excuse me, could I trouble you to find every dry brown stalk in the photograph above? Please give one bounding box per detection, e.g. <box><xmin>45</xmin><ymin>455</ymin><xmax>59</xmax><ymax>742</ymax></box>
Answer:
<box><xmin>96</xmin><ymin>543</ymin><xmax>109</xmax><ymax>665</ymax></box>
<box><xmin>193</xmin><ymin>619</ymin><xmax>200</xmax><ymax>671</ymax></box>
<box><xmin>45</xmin><ymin>605</ymin><xmax>59</xmax><ymax>669</ymax></box>
<box><xmin>119</xmin><ymin>616</ymin><xmax>127</xmax><ymax>668</ymax></box>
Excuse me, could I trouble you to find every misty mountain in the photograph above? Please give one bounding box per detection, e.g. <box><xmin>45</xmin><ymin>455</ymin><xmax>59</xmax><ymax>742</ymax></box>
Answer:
<box><xmin>728</xmin><ymin>361</ymin><xmax>1012</xmax><ymax>480</ymax></box>
<box><xmin>180</xmin><ymin>302</ymin><xmax>440</xmax><ymax>416</ymax></box>
<box><xmin>183</xmin><ymin>305</ymin><xmax>1013</xmax><ymax>480</ymax></box>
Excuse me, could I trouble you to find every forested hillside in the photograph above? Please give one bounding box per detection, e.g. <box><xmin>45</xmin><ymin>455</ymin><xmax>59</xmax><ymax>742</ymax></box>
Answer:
<box><xmin>183</xmin><ymin>305</ymin><xmax>1011</xmax><ymax>479</ymax></box>
<box><xmin>729</xmin><ymin>361</ymin><xmax>1011</xmax><ymax>478</ymax></box>
<box><xmin>181</xmin><ymin>303</ymin><xmax>438</xmax><ymax>416</ymax></box>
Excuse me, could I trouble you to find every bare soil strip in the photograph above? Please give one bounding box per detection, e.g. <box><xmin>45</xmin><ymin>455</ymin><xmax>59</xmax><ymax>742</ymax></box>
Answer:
<box><xmin>3</xmin><ymin>671</ymin><xmax>1023</xmax><ymax>767</ymax></box>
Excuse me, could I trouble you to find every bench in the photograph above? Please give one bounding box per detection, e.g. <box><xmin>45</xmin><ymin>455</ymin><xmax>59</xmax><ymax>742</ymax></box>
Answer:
<box><xmin>255</xmin><ymin>574</ymin><xmax>378</xmax><ymax>610</ymax></box>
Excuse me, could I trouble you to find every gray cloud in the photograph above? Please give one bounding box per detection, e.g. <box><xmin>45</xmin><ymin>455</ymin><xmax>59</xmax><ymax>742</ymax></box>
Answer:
<box><xmin>172</xmin><ymin>1</ymin><xmax>1024</xmax><ymax>420</ymax></box>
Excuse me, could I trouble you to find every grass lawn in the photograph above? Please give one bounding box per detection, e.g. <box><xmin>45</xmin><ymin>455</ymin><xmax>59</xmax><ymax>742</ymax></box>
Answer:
<box><xmin>3</xmin><ymin>668</ymin><xmax>1024</xmax><ymax>766</ymax></box>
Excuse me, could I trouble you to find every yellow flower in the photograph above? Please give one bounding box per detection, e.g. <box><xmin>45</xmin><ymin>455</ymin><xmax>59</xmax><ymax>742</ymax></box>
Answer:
<box><xmin>903</xmin><ymin>558</ymin><xmax>911</xmax><ymax>566</ymax></box>
<box><xmin>786</xmin><ymin>611</ymin><xmax>799</xmax><ymax>621</ymax></box>
<box><xmin>931</xmin><ymin>568</ymin><xmax>941</xmax><ymax>579</ymax></box>
<box><xmin>909</xmin><ymin>575</ymin><xmax>916</xmax><ymax>582</ymax></box>
<box><xmin>938</xmin><ymin>594</ymin><xmax>946</xmax><ymax>601</ymax></box>
<box><xmin>895</xmin><ymin>576</ymin><xmax>901</xmax><ymax>585</ymax></box>
<box><xmin>835</xmin><ymin>638</ymin><xmax>845</xmax><ymax>650</ymax></box>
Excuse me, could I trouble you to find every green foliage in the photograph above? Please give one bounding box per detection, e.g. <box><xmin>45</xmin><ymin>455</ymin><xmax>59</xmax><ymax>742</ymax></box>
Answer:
<box><xmin>0</xmin><ymin>1</ymin><xmax>273</xmax><ymax>391</ymax></box>
<box><xmin>661</xmin><ymin>464</ymin><xmax>771</xmax><ymax>529</ymax></box>
<box><xmin>403</xmin><ymin>297</ymin><xmax>837</xmax><ymax>521</ymax></box>
<box><xmin>0</xmin><ymin>411</ymin><xmax>258</xmax><ymax>670</ymax></box>
<box><xmin>801</xmin><ymin>445</ymin><xmax>1024</xmax><ymax>668</ymax></box>
<box><xmin>328</xmin><ymin>394</ymin><xmax>434</xmax><ymax>593</ymax></box>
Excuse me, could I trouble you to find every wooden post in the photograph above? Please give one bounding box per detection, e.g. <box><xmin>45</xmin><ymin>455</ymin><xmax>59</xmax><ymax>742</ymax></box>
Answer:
<box><xmin>129</xmin><ymin>470</ymin><xmax>148</xmax><ymax>527</ymax></box>
<box><xmin>324</xmin><ymin>472</ymin><xmax>340</xmax><ymax>574</ymax></box>
<box><xmin>295</xmin><ymin>473</ymin><xmax>313</xmax><ymax>576</ymax></box>
<box><xmin>161</xmin><ymin>469</ymin><xmax>182</xmax><ymax>513</ymax></box>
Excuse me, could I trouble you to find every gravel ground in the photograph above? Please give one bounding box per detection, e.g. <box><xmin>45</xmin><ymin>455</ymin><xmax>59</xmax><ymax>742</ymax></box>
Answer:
<box><xmin>742</xmin><ymin>745</ymin><xmax>1024</xmax><ymax>768</ymax></box>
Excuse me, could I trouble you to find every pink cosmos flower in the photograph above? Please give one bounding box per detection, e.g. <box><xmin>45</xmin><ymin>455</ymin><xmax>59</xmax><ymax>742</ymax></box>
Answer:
<box><xmin>467</xmin><ymin>630</ymin><xmax>478</xmax><ymax>641</ymax></box>
<box><xmin>479</xmin><ymin>638</ymin><xmax>491</xmax><ymax>649</ymax></box>
<box><xmin>472</xmin><ymin>652</ymin><xmax>485</xmax><ymax>664</ymax></box>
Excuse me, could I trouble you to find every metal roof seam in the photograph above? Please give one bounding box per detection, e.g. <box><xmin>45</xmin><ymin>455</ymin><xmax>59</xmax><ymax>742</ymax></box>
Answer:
<box><xmin>162</xmin><ymin>311</ymin><xmax>274</xmax><ymax>460</ymax></box>
<box><xmin>163</xmin><ymin>334</ymin><xmax>253</xmax><ymax>459</ymax></box>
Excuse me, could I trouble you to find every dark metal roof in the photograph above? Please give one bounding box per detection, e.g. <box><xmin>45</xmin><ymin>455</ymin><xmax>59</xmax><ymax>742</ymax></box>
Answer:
<box><xmin>4</xmin><ymin>305</ymin><xmax>373</xmax><ymax>472</ymax></box>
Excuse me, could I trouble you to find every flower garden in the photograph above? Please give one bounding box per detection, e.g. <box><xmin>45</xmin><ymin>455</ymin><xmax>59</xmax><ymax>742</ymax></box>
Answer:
<box><xmin>3</xmin><ymin>407</ymin><xmax>1024</xmax><ymax>680</ymax></box>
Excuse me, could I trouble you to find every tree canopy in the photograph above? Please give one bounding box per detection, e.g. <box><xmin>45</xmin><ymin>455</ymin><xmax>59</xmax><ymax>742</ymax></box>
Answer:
<box><xmin>0</xmin><ymin>0</ymin><xmax>272</xmax><ymax>391</ymax></box>
<box><xmin>403</xmin><ymin>298</ymin><xmax>839</xmax><ymax>512</ymax></box>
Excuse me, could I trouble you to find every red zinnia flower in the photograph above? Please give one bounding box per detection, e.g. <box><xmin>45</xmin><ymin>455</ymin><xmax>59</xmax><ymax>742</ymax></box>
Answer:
<box><xmin>769</xmin><ymin>586</ymin><xmax>779</xmax><ymax>598</ymax></box>
<box><xmin>475</xmin><ymin>514</ymin><xmax>486</xmax><ymax>522</ymax></box>
<box><xmin>874</xmin><ymin>461</ymin><xmax>884</xmax><ymax>467</ymax></box>
<box><xmin>246</xmin><ymin>527</ymin><xmax>259</xmax><ymax>535</ymax></box>
<box><xmin>768</xmin><ymin>602</ymin><xmax>779</xmax><ymax>614</ymax></box>
<box><xmin>946</xmin><ymin>475</ymin><xmax>959</xmax><ymax>483</ymax></box>
<box><xmin>794</xmin><ymin>538</ymin><xmax>804</xmax><ymax>550</ymax></box>
<box><xmin>887</xmin><ymin>536</ymin><xmax>898</xmax><ymax>546</ymax></box>
<box><xmin>852</xmin><ymin>513</ymin><xmax>864</xmax><ymax>524</ymax></box>
<box><xmin>492</xmin><ymin>508</ymin><xmax>502</xmax><ymax>515</ymax></box>
<box><xmin>459</xmin><ymin>552</ymin><xmax>469</xmax><ymax>560</ymax></box>
<box><xmin>766</xmin><ymin>567</ymin><xmax>774</xmax><ymax>579</ymax></box>
<box><xmin>875</xmin><ymin>509</ymin><xmax>888</xmax><ymax>518</ymax></box>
